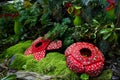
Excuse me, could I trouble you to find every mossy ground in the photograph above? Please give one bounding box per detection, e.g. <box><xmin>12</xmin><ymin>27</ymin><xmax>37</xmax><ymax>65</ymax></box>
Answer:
<box><xmin>0</xmin><ymin>40</ymin><xmax>32</xmax><ymax>58</ymax></box>
<box><xmin>0</xmin><ymin>41</ymin><xmax>79</xmax><ymax>80</ymax></box>
<box><xmin>9</xmin><ymin>54</ymin><xmax>33</xmax><ymax>70</ymax></box>
<box><xmin>25</xmin><ymin>52</ymin><xmax>79</xmax><ymax>80</ymax></box>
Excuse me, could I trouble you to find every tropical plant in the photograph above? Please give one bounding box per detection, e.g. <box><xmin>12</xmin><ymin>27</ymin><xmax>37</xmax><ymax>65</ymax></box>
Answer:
<box><xmin>72</xmin><ymin>19</ymin><xmax>101</xmax><ymax>42</ymax></box>
<box><xmin>99</xmin><ymin>23</ymin><xmax>120</xmax><ymax>43</ymax></box>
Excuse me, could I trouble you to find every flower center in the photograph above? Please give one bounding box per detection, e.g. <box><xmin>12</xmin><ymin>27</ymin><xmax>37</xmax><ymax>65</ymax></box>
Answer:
<box><xmin>80</xmin><ymin>48</ymin><xmax>92</xmax><ymax>57</ymax></box>
<box><xmin>35</xmin><ymin>42</ymin><xmax>42</xmax><ymax>48</ymax></box>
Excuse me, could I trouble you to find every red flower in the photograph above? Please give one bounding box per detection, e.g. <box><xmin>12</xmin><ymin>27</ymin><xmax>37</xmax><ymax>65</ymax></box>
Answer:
<box><xmin>47</xmin><ymin>40</ymin><xmax>62</xmax><ymax>50</ymax></box>
<box><xmin>106</xmin><ymin>0</ymin><xmax>116</xmax><ymax>11</ymax></box>
<box><xmin>65</xmin><ymin>42</ymin><xmax>104</xmax><ymax>77</ymax></box>
<box><xmin>64</xmin><ymin>2</ymin><xmax>73</xmax><ymax>8</ymax></box>
<box><xmin>24</xmin><ymin>37</ymin><xmax>62</xmax><ymax>61</ymax></box>
<box><xmin>107</xmin><ymin>0</ymin><xmax>116</xmax><ymax>4</ymax></box>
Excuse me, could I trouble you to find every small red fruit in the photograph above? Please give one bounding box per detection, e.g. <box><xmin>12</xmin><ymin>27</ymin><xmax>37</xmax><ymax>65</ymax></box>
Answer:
<box><xmin>65</xmin><ymin>42</ymin><xmax>104</xmax><ymax>77</ymax></box>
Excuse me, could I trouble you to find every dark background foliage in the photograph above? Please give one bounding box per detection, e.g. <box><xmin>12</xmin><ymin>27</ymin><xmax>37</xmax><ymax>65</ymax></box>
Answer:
<box><xmin>0</xmin><ymin>0</ymin><xmax>120</xmax><ymax>53</ymax></box>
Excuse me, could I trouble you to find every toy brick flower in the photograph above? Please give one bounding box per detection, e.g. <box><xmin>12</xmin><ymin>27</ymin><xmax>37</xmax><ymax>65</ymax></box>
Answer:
<box><xmin>65</xmin><ymin>42</ymin><xmax>105</xmax><ymax>77</ymax></box>
<box><xmin>24</xmin><ymin>37</ymin><xmax>62</xmax><ymax>61</ymax></box>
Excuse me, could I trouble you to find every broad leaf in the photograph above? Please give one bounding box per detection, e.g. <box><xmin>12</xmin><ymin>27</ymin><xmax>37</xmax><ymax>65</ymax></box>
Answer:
<box><xmin>99</xmin><ymin>28</ymin><xmax>113</xmax><ymax>34</ymax></box>
<box><xmin>109</xmin><ymin>32</ymin><xmax>118</xmax><ymax>42</ymax></box>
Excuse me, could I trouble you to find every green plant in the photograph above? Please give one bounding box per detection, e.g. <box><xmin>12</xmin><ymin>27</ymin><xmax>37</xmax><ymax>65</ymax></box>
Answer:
<box><xmin>99</xmin><ymin>23</ymin><xmax>120</xmax><ymax>43</ymax></box>
<box><xmin>72</xmin><ymin>19</ymin><xmax>101</xmax><ymax>42</ymax></box>
<box><xmin>0</xmin><ymin>17</ymin><xmax>15</xmax><ymax>53</ymax></box>
<box><xmin>18</xmin><ymin>2</ymin><xmax>40</xmax><ymax>27</ymax></box>
<box><xmin>44</xmin><ymin>18</ymin><xmax>70</xmax><ymax>40</ymax></box>
<box><xmin>80</xmin><ymin>73</ymin><xmax>89</xmax><ymax>80</ymax></box>
<box><xmin>0</xmin><ymin>40</ymin><xmax>32</xmax><ymax>58</ymax></box>
<box><xmin>1</xmin><ymin>3</ymin><xmax>17</xmax><ymax>13</ymax></box>
<box><xmin>1</xmin><ymin>74</ymin><xmax>17</xmax><ymax>80</ymax></box>
<box><xmin>9</xmin><ymin>54</ymin><xmax>33</xmax><ymax>70</ymax></box>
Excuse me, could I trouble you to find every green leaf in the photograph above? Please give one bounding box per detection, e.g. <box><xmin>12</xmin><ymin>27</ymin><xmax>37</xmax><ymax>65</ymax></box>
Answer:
<box><xmin>109</xmin><ymin>32</ymin><xmax>118</xmax><ymax>42</ymax></box>
<box><xmin>92</xmin><ymin>19</ymin><xmax>99</xmax><ymax>25</ymax></box>
<box><xmin>63</xmin><ymin>36</ymin><xmax>74</xmax><ymax>48</ymax></box>
<box><xmin>73</xmin><ymin>16</ymin><xmax>82</xmax><ymax>26</ymax></box>
<box><xmin>113</xmin><ymin>32</ymin><xmax>118</xmax><ymax>42</ymax></box>
<box><xmin>80</xmin><ymin>73</ymin><xmax>89</xmax><ymax>80</ymax></box>
<box><xmin>1</xmin><ymin>74</ymin><xmax>17</xmax><ymax>80</ymax></box>
<box><xmin>40</xmin><ymin>10</ymin><xmax>50</xmax><ymax>21</ymax></box>
<box><xmin>115</xmin><ymin>28</ymin><xmax>120</xmax><ymax>31</ymax></box>
<box><xmin>40</xmin><ymin>12</ymin><xmax>51</xmax><ymax>25</ymax></box>
<box><xmin>110</xmin><ymin>23</ymin><xmax>115</xmax><ymax>28</ymax></box>
<box><xmin>103</xmin><ymin>32</ymin><xmax>112</xmax><ymax>40</ymax></box>
<box><xmin>99</xmin><ymin>28</ymin><xmax>112</xmax><ymax>34</ymax></box>
<box><xmin>14</xmin><ymin>19</ymin><xmax>22</xmax><ymax>35</ymax></box>
<box><xmin>62</xmin><ymin>18</ymin><xmax>71</xmax><ymax>25</ymax></box>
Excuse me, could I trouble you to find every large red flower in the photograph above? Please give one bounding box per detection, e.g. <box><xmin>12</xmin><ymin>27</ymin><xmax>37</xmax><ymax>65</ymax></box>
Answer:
<box><xmin>24</xmin><ymin>37</ymin><xmax>62</xmax><ymax>61</ymax></box>
<box><xmin>65</xmin><ymin>42</ymin><xmax>104</xmax><ymax>77</ymax></box>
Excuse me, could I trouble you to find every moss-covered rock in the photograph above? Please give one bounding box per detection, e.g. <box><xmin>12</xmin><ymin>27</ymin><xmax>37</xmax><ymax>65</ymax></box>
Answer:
<box><xmin>9</xmin><ymin>54</ymin><xmax>34</xmax><ymax>70</ymax></box>
<box><xmin>0</xmin><ymin>40</ymin><xmax>32</xmax><ymax>58</ymax></box>
<box><xmin>0</xmin><ymin>41</ymin><xmax>78</xmax><ymax>79</ymax></box>
<box><xmin>25</xmin><ymin>52</ymin><xmax>79</xmax><ymax>80</ymax></box>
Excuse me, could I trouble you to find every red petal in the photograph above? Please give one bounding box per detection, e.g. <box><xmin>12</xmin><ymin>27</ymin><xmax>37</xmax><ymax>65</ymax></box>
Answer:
<box><xmin>65</xmin><ymin>43</ymin><xmax>76</xmax><ymax>57</ymax></box>
<box><xmin>106</xmin><ymin>4</ymin><xmax>115</xmax><ymax>11</ymax></box>
<box><xmin>46</xmin><ymin>40</ymin><xmax>62</xmax><ymax>50</ymax></box>
<box><xmin>24</xmin><ymin>46</ymin><xmax>33</xmax><ymax>55</ymax></box>
<box><xmin>66</xmin><ymin>56</ymin><xmax>84</xmax><ymax>73</ymax></box>
<box><xmin>32</xmin><ymin>37</ymin><xmax>50</xmax><ymax>52</ymax></box>
<box><xmin>24</xmin><ymin>37</ymin><xmax>51</xmax><ymax>55</ymax></box>
<box><xmin>85</xmin><ymin>61</ymin><xmax>104</xmax><ymax>77</ymax></box>
<box><xmin>33</xmin><ymin>50</ymin><xmax>46</xmax><ymax>61</ymax></box>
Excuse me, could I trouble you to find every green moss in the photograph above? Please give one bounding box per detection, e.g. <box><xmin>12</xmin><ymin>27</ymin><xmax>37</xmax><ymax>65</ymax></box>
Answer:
<box><xmin>0</xmin><ymin>40</ymin><xmax>32</xmax><ymax>58</ymax></box>
<box><xmin>23</xmin><ymin>59</ymin><xmax>40</xmax><ymax>72</ymax></box>
<box><xmin>25</xmin><ymin>52</ymin><xmax>79</xmax><ymax>80</ymax></box>
<box><xmin>92</xmin><ymin>69</ymin><xmax>113</xmax><ymax>80</ymax></box>
<box><xmin>0</xmin><ymin>41</ymin><xmax>78</xmax><ymax>79</ymax></box>
<box><xmin>9</xmin><ymin>54</ymin><xmax>34</xmax><ymax>70</ymax></box>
